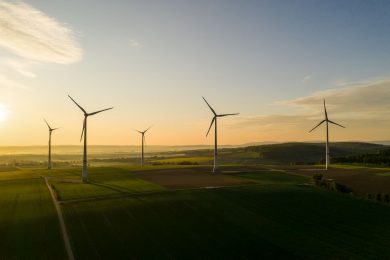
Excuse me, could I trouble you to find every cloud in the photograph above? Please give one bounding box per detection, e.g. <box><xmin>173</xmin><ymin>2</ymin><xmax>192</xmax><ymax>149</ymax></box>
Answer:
<box><xmin>302</xmin><ymin>75</ymin><xmax>311</xmax><ymax>82</ymax></box>
<box><xmin>229</xmin><ymin>79</ymin><xmax>390</xmax><ymax>141</ymax></box>
<box><xmin>284</xmin><ymin>79</ymin><xmax>390</xmax><ymax>119</ymax></box>
<box><xmin>0</xmin><ymin>1</ymin><xmax>82</xmax><ymax>64</ymax></box>
<box><xmin>129</xmin><ymin>39</ymin><xmax>140</xmax><ymax>47</ymax></box>
<box><xmin>0</xmin><ymin>58</ymin><xmax>36</xmax><ymax>77</ymax></box>
<box><xmin>0</xmin><ymin>74</ymin><xmax>31</xmax><ymax>90</ymax></box>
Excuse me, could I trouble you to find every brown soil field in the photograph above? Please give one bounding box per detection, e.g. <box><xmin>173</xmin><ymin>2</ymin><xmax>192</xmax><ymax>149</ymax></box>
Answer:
<box><xmin>286</xmin><ymin>166</ymin><xmax>390</xmax><ymax>196</ymax></box>
<box><xmin>132</xmin><ymin>166</ymin><xmax>257</xmax><ymax>189</ymax></box>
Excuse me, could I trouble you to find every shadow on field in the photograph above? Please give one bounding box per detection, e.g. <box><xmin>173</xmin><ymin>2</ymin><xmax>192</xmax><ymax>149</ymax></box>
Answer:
<box><xmin>87</xmin><ymin>180</ymin><xmax>128</xmax><ymax>194</ymax></box>
<box><xmin>131</xmin><ymin>166</ymin><xmax>257</xmax><ymax>189</ymax></box>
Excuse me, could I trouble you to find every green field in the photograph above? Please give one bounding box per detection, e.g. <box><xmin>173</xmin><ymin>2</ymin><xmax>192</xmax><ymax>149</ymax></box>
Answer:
<box><xmin>51</xmin><ymin>167</ymin><xmax>165</xmax><ymax>201</ymax></box>
<box><xmin>66</xmin><ymin>188</ymin><xmax>390</xmax><ymax>259</ymax></box>
<box><xmin>150</xmin><ymin>156</ymin><xmax>213</xmax><ymax>165</ymax></box>
<box><xmin>0</xmin><ymin>178</ymin><xmax>66</xmax><ymax>258</ymax></box>
<box><xmin>0</xmin><ymin>163</ymin><xmax>390</xmax><ymax>259</ymax></box>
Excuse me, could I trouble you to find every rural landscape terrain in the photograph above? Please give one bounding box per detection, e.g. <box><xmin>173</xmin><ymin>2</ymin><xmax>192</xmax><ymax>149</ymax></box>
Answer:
<box><xmin>1</xmin><ymin>0</ymin><xmax>390</xmax><ymax>259</ymax></box>
<box><xmin>1</xmin><ymin>142</ymin><xmax>390</xmax><ymax>259</ymax></box>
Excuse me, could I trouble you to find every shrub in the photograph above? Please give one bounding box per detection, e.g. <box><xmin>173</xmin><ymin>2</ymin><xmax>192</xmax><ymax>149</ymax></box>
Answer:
<box><xmin>367</xmin><ymin>193</ymin><xmax>373</xmax><ymax>200</ymax></box>
<box><xmin>376</xmin><ymin>193</ymin><xmax>382</xmax><ymax>202</ymax></box>
<box><xmin>177</xmin><ymin>161</ymin><xmax>199</xmax><ymax>165</ymax></box>
<box><xmin>312</xmin><ymin>173</ymin><xmax>324</xmax><ymax>186</ymax></box>
<box><xmin>313</xmin><ymin>174</ymin><xmax>352</xmax><ymax>194</ymax></box>
<box><xmin>328</xmin><ymin>181</ymin><xmax>352</xmax><ymax>193</ymax></box>
<box><xmin>384</xmin><ymin>194</ymin><xmax>390</xmax><ymax>203</ymax></box>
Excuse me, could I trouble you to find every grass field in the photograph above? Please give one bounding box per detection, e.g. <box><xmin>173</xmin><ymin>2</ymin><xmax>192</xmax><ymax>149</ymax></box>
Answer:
<box><xmin>1</xmin><ymin>163</ymin><xmax>390</xmax><ymax>259</ymax></box>
<box><xmin>60</xmin><ymin>171</ymin><xmax>390</xmax><ymax>259</ymax></box>
<box><xmin>0</xmin><ymin>178</ymin><xmax>66</xmax><ymax>259</ymax></box>
<box><xmin>150</xmin><ymin>156</ymin><xmax>213</xmax><ymax>165</ymax></box>
<box><xmin>49</xmin><ymin>167</ymin><xmax>166</xmax><ymax>201</ymax></box>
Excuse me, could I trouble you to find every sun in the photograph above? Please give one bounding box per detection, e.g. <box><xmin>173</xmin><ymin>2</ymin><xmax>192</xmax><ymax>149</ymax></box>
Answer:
<box><xmin>0</xmin><ymin>104</ymin><xmax>8</xmax><ymax>123</ymax></box>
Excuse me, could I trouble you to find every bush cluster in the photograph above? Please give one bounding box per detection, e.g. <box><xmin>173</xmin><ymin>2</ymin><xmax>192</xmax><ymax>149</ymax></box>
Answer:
<box><xmin>176</xmin><ymin>161</ymin><xmax>199</xmax><ymax>165</ymax></box>
<box><xmin>367</xmin><ymin>193</ymin><xmax>390</xmax><ymax>203</ymax></box>
<box><xmin>312</xmin><ymin>173</ymin><xmax>353</xmax><ymax>194</ymax></box>
<box><xmin>333</xmin><ymin>148</ymin><xmax>390</xmax><ymax>165</ymax></box>
<box><xmin>152</xmin><ymin>161</ymin><xmax>199</xmax><ymax>166</ymax></box>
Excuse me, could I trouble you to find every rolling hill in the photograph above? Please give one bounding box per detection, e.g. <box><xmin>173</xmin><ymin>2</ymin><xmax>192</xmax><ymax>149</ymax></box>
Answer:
<box><xmin>175</xmin><ymin>142</ymin><xmax>388</xmax><ymax>165</ymax></box>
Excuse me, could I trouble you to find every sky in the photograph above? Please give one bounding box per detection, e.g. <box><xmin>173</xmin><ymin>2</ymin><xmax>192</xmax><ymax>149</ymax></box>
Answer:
<box><xmin>0</xmin><ymin>0</ymin><xmax>389</xmax><ymax>146</ymax></box>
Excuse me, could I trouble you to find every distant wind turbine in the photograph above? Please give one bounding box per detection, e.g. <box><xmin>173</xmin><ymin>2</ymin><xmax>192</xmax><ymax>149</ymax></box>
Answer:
<box><xmin>68</xmin><ymin>95</ymin><xmax>113</xmax><ymax>182</ymax></box>
<box><xmin>309</xmin><ymin>99</ymin><xmax>345</xmax><ymax>170</ymax></box>
<box><xmin>44</xmin><ymin>119</ymin><xmax>59</xmax><ymax>170</ymax></box>
<box><xmin>135</xmin><ymin>126</ymin><xmax>152</xmax><ymax>166</ymax></box>
<box><xmin>203</xmin><ymin>97</ymin><xmax>239</xmax><ymax>173</ymax></box>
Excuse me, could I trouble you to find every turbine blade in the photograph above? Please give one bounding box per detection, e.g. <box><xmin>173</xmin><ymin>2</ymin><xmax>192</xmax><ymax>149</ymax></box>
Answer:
<box><xmin>324</xmin><ymin>99</ymin><xmax>328</xmax><ymax>120</ymax></box>
<box><xmin>68</xmin><ymin>95</ymin><xmax>87</xmax><ymax>113</ymax></box>
<box><xmin>309</xmin><ymin>120</ymin><xmax>326</xmax><ymax>133</ymax></box>
<box><xmin>144</xmin><ymin>125</ymin><xmax>153</xmax><ymax>133</ymax></box>
<box><xmin>52</xmin><ymin>127</ymin><xmax>60</xmax><ymax>131</ymax></box>
<box><xmin>88</xmin><ymin>107</ymin><xmax>113</xmax><ymax>116</ymax></box>
<box><xmin>206</xmin><ymin>117</ymin><xmax>216</xmax><ymax>137</ymax></box>
<box><xmin>218</xmin><ymin>113</ymin><xmax>239</xmax><ymax>117</ymax></box>
<box><xmin>43</xmin><ymin>118</ymin><xmax>51</xmax><ymax>130</ymax></box>
<box><xmin>133</xmin><ymin>129</ymin><xmax>143</xmax><ymax>134</ymax></box>
<box><xmin>328</xmin><ymin>120</ymin><xmax>346</xmax><ymax>128</ymax></box>
<box><xmin>80</xmin><ymin>118</ymin><xmax>86</xmax><ymax>142</ymax></box>
<box><xmin>202</xmin><ymin>97</ymin><xmax>217</xmax><ymax>115</ymax></box>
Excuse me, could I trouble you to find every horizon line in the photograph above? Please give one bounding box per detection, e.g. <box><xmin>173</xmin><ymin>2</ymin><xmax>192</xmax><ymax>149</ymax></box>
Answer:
<box><xmin>0</xmin><ymin>140</ymin><xmax>388</xmax><ymax>147</ymax></box>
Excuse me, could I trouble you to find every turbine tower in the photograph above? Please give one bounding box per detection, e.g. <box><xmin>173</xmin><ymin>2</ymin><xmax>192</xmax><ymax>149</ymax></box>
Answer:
<box><xmin>44</xmin><ymin>119</ymin><xmax>59</xmax><ymax>170</ymax></box>
<box><xmin>135</xmin><ymin>126</ymin><xmax>151</xmax><ymax>166</ymax></box>
<box><xmin>203</xmin><ymin>97</ymin><xmax>239</xmax><ymax>173</ymax></box>
<box><xmin>309</xmin><ymin>99</ymin><xmax>345</xmax><ymax>170</ymax></box>
<box><xmin>68</xmin><ymin>95</ymin><xmax>113</xmax><ymax>182</ymax></box>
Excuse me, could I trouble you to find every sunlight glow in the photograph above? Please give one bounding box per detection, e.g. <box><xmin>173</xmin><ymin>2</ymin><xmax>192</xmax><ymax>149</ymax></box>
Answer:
<box><xmin>0</xmin><ymin>104</ymin><xmax>8</xmax><ymax>123</ymax></box>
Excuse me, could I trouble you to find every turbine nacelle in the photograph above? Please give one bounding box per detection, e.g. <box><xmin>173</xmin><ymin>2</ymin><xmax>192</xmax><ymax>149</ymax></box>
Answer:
<box><xmin>44</xmin><ymin>118</ymin><xmax>59</xmax><ymax>132</ymax></box>
<box><xmin>68</xmin><ymin>95</ymin><xmax>113</xmax><ymax>182</ymax></box>
<box><xmin>68</xmin><ymin>95</ymin><xmax>113</xmax><ymax>142</ymax></box>
<box><xmin>309</xmin><ymin>99</ymin><xmax>345</xmax><ymax>170</ymax></box>
<box><xmin>44</xmin><ymin>118</ymin><xmax>59</xmax><ymax>170</ymax></box>
<box><xmin>135</xmin><ymin>126</ymin><xmax>152</xmax><ymax>135</ymax></box>
<box><xmin>203</xmin><ymin>97</ymin><xmax>239</xmax><ymax>137</ymax></box>
<box><xmin>135</xmin><ymin>126</ymin><xmax>152</xmax><ymax>167</ymax></box>
<box><xmin>202</xmin><ymin>96</ymin><xmax>239</xmax><ymax>173</ymax></box>
<box><xmin>309</xmin><ymin>100</ymin><xmax>345</xmax><ymax>133</ymax></box>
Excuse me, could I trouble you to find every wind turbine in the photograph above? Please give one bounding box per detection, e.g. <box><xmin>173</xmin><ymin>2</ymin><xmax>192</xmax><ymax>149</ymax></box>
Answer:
<box><xmin>68</xmin><ymin>95</ymin><xmax>113</xmax><ymax>182</ymax></box>
<box><xmin>135</xmin><ymin>126</ymin><xmax>151</xmax><ymax>166</ymax></box>
<box><xmin>203</xmin><ymin>97</ymin><xmax>239</xmax><ymax>173</ymax></box>
<box><xmin>309</xmin><ymin>99</ymin><xmax>345</xmax><ymax>170</ymax></box>
<box><xmin>44</xmin><ymin>119</ymin><xmax>59</xmax><ymax>170</ymax></box>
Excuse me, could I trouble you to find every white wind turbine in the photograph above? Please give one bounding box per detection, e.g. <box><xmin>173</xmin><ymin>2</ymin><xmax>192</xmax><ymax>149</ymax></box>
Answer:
<box><xmin>135</xmin><ymin>126</ymin><xmax>151</xmax><ymax>166</ymax></box>
<box><xmin>68</xmin><ymin>95</ymin><xmax>113</xmax><ymax>182</ymax></box>
<box><xmin>44</xmin><ymin>119</ymin><xmax>59</xmax><ymax>170</ymax></box>
<box><xmin>203</xmin><ymin>97</ymin><xmax>239</xmax><ymax>173</ymax></box>
<box><xmin>309</xmin><ymin>99</ymin><xmax>345</xmax><ymax>170</ymax></box>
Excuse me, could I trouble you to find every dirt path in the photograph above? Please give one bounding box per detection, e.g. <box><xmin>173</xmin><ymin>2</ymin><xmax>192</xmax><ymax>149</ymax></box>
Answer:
<box><xmin>43</xmin><ymin>176</ymin><xmax>75</xmax><ymax>260</ymax></box>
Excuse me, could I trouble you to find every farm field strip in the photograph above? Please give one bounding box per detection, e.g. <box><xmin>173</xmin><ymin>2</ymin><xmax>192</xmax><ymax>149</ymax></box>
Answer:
<box><xmin>57</xmin><ymin>182</ymin><xmax>266</xmax><ymax>204</ymax></box>
<box><xmin>284</xmin><ymin>165</ymin><xmax>390</xmax><ymax>195</ymax></box>
<box><xmin>47</xmin><ymin>166</ymin><xmax>312</xmax><ymax>204</ymax></box>
<box><xmin>0</xmin><ymin>177</ymin><xmax>67</xmax><ymax>259</ymax></box>
<box><xmin>61</xmin><ymin>183</ymin><xmax>390</xmax><ymax>259</ymax></box>
<box><xmin>1</xmin><ymin>164</ymin><xmax>390</xmax><ymax>258</ymax></box>
<box><xmin>43</xmin><ymin>176</ymin><xmax>75</xmax><ymax>260</ymax></box>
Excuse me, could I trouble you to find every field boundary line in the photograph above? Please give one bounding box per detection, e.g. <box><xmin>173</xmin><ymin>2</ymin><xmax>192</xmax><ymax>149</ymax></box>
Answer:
<box><xmin>42</xmin><ymin>176</ymin><xmax>75</xmax><ymax>260</ymax></box>
<box><xmin>58</xmin><ymin>183</ymin><xmax>264</xmax><ymax>205</ymax></box>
